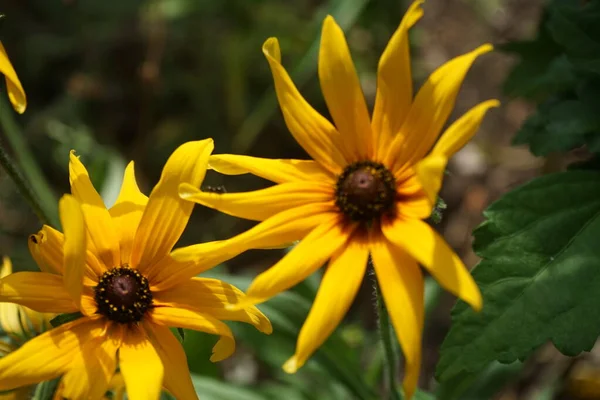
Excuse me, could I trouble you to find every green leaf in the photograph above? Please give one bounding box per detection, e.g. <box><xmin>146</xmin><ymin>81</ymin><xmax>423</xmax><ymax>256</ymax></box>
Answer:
<box><xmin>49</xmin><ymin>312</ymin><xmax>83</xmax><ymax>328</ymax></box>
<box><xmin>32</xmin><ymin>379</ymin><xmax>60</xmax><ymax>400</ymax></box>
<box><xmin>436</xmin><ymin>171</ymin><xmax>600</xmax><ymax>383</ymax></box>
<box><xmin>177</xmin><ymin>327</ymin><xmax>185</xmax><ymax>343</ymax></box>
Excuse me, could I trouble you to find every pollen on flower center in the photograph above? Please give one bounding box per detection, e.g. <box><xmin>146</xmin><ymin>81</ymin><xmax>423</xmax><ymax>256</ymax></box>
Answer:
<box><xmin>335</xmin><ymin>161</ymin><xmax>396</xmax><ymax>222</ymax></box>
<box><xmin>94</xmin><ymin>265</ymin><xmax>153</xmax><ymax>324</ymax></box>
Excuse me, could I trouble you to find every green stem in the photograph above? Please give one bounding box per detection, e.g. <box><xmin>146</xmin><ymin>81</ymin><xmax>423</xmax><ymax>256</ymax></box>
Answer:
<box><xmin>0</xmin><ymin>141</ymin><xmax>50</xmax><ymax>225</ymax></box>
<box><xmin>0</xmin><ymin>97</ymin><xmax>58</xmax><ymax>226</ymax></box>
<box><xmin>374</xmin><ymin>278</ymin><xmax>403</xmax><ymax>400</ymax></box>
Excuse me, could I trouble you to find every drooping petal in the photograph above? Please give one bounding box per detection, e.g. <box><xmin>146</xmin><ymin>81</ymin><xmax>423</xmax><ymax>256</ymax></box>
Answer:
<box><xmin>143</xmin><ymin>322</ymin><xmax>198</xmax><ymax>400</ymax></box>
<box><xmin>370</xmin><ymin>235</ymin><xmax>424</xmax><ymax>400</ymax></box>
<box><xmin>0</xmin><ymin>42</ymin><xmax>26</xmax><ymax>114</ymax></box>
<box><xmin>0</xmin><ymin>316</ymin><xmax>105</xmax><ymax>391</ymax></box>
<box><xmin>131</xmin><ymin>139</ymin><xmax>213</xmax><ymax>273</ymax></box>
<box><xmin>432</xmin><ymin>99</ymin><xmax>500</xmax><ymax>158</ymax></box>
<box><xmin>414</xmin><ymin>155</ymin><xmax>447</xmax><ymax>207</ymax></box>
<box><xmin>319</xmin><ymin>16</ymin><xmax>372</xmax><ymax>161</ymax></box>
<box><xmin>372</xmin><ymin>1</ymin><xmax>424</xmax><ymax>159</ymax></box>
<box><xmin>60</xmin><ymin>326</ymin><xmax>120</xmax><ymax>400</ymax></box>
<box><xmin>69</xmin><ymin>152</ymin><xmax>120</xmax><ymax>269</ymax></box>
<box><xmin>157</xmin><ymin>203</ymin><xmax>337</xmax><ymax>290</ymax></box>
<box><xmin>230</xmin><ymin>216</ymin><xmax>355</xmax><ymax>309</ymax></box>
<box><xmin>179</xmin><ymin>181</ymin><xmax>333</xmax><ymax>221</ymax></box>
<box><xmin>150</xmin><ymin>306</ymin><xmax>235</xmax><ymax>362</ymax></box>
<box><xmin>27</xmin><ymin>225</ymin><xmax>64</xmax><ymax>274</ymax></box>
<box><xmin>382</xmin><ymin>218</ymin><xmax>482</xmax><ymax>311</ymax></box>
<box><xmin>153</xmin><ymin>277</ymin><xmax>272</xmax><ymax>334</ymax></box>
<box><xmin>0</xmin><ymin>272</ymin><xmax>77</xmax><ymax>313</ymax></box>
<box><xmin>59</xmin><ymin>195</ymin><xmax>87</xmax><ymax>308</ymax></box>
<box><xmin>28</xmin><ymin>225</ymin><xmax>104</xmax><ymax>283</ymax></box>
<box><xmin>386</xmin><ymin>44</ymin><xmax>493</xmax><ymax>170</ymax></box>
<box><xmin>109</xmin><ymin>161</ymin><xmax>148</xmax><ymax>265</ymax></box>
<box><xmin>119</xmin><ymin>325</ymin><xmax>163</xmax><ymax>400</ymax></box>
<box><xmin>263</xmin><ymin>38</ymin><xmax>347</xmax><ymax>173</ymax></box>
<box><xmin>283</xmin><ymin>237</ymin><xmax>368</xmax><ymax>373</ymax></box>
<box><xmin>209</xmin><ymin>155</ymin><xmax>335</xmax><ymax>184</ymax></box>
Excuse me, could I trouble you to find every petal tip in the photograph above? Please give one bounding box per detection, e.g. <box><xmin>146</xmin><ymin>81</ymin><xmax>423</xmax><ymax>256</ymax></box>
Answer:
<box><xmin>282</xmin><ymin>356</ymin><xmax>299</xmax><ymax>374</ymax></box>
<box><xmin>262</xmin><ymin>37</ymin><xmax>281</xmax><ymax>62</ymax></box>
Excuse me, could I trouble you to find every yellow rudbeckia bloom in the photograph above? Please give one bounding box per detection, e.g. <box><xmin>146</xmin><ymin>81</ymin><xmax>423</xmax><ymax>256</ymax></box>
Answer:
<box><xmin>0</xmin><ymin>139</ymin><xmax>271</xmax><ymax>400</ymax></box>
<box><xmin>177</xmin><ymin>1</ymin><xmax>497</xmax><ymax>397</ymax></box>
<box><xmin>0</xmin><ymin>42</ymin><xmax>26</xmax><ymax>113</ymax></box>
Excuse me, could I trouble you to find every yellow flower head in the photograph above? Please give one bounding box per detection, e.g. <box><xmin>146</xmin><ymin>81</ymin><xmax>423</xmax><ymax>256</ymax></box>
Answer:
<box><xmin>0</xmin><ymin>42</ymin><xmax>26</xmax><ymax>113</ymax></box>
<box><xmin>0</xmin><ymin>140</ymin><xmax>272</xmax><ymax>400</ymax></box>
<box><xmin>178</xmin><ymin>2</ymin><xmax>497</xmax><ymax>398</ymax></box>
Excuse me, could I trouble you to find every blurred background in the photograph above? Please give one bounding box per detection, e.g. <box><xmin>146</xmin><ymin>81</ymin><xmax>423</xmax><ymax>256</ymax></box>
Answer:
<box><xmin>1</xmin><ymin>0</ymin><xmax>593</xmax><ymax>399</ymax></box>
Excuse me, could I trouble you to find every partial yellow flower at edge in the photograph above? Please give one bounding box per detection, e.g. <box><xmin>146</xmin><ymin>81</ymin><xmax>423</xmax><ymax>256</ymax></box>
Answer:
<box><xmin>0</xmin><ymin>42</ymin><xmax>26</xmax><ymax>114</ymax></box>
<box><xmin>0</xmin><ymin>139</ymin><xmax>272</xmax><ymax>400</ymax></box>
<box><xmin>175</xmin><ymin>1</ymin><xmax>498</xmax><ymax>398</ymax></box>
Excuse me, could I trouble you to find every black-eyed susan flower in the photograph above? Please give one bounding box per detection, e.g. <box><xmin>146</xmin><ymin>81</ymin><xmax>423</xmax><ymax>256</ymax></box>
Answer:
<box><xmin>0</xmin><ymin>42</ymin><xmax>26</xmax><ymax>113</ymax></box>
<box><xmin>0</xmin><ymin>140</ymin><xmax>271</xmax><ymax>400</ymax></box>
<box><xmin>176</xmin><ymin>1</ymin><xmax>497</xmax><ymax>397</ymax></box>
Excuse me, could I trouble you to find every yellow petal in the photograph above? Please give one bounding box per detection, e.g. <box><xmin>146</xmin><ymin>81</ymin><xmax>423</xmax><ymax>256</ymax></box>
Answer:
<box><xmin>432</xmin><ymin>99</ymin><xmax>500</xmax><ymax>158</ymax></box>
<box><xmin>154</xmin><ymin>277</ymin><xmax>272</xmax><ymax>334</ymax></box>
<box><xmin>0</xmin><ymin>42</ymin><xmax>26</xmax><ymax>114</ymax></box>
<box><xmin>0</xmin><ymin>257</ymin><xmax>12</xmax><ymax>278</ymax></box>
<box><xmin>109</xmin><ymin>161</ymin><xmax>148</xmax><ymax>265</ymax></box>
<box><xmin>235</xmin><ymin>216</ymin><xmax>354</xmax><ymax>309</ymax></box>
<box><xmin>150</xmin><ymin>306</ymin><xmax>235</xmax><ymax>362</ymax></box>
<box><xmin>0</xmin><ymin>272</ymin><xmax>77</xmax><ymax>313</ymax></box>
<box><xmin>370</xmin><ymin>236</ymin><xmax>424</xmax><ymax>399</ymax></box>
<box><xmin>319</xmin><ymin>16</ymin><xmax>372</xmax><ymax>161</ymax></box>
<box><xmin>283</xmin><ymin>238</ymin><xmax>368</xmax><ymax>373</ymax></box>
<box><xmin>119</xmin><ymin>325</ymin><xmax>163</xmax><ymax>400</ymax></box>
<box><xmin>160</xmin><ymin>203</ymin><xmax>337</xmax><ymax>290</ymax></box>
<box><xmin>414</xmin><ymin>155</ymin><xmax>448</xmax><ymax>207</ymax></box>
<box><xmin>263</xmin><ymin>38</ymin><xmax>347</xmax><ymax>173</ymax></box>
<box><xmin>179</xmin><ymin>181</ymin><xmax>333</xmax><ymax>222</ymax></box>
<box><xmin>0</xmin><ymin>316</ymin><xmax>105</xmax><ymax>391</ymax></box>
<box><xmin>372</xmin><ymin>1</ymin><xmax>424</xmax><ymax>159</ymax></box>
<box><xmin>386</xmin><ymin>44</ymin><xmax>493</xmax><ymax>170</ymax></box>
<box><xmin>143</xmin><ymin>322</ymin><xmax>198</xmax><ymax>400</ymax></box>
<box><xmin>28</xmin><ymin>225</ymin><xmax>64</xmax><ymax>274</ymax></box>
<box><xmin>59</xmin><ymin>195</ymin><xmax>87</xmax><ymax>307</ymax></box>
<box><xmin>209</xmin><ymin>154</ymin><xmax>335</xmax><ymax>184</ymax></box>
<box><xmin>382</xmin><ymin>218</ymin><xmax>482</xmax><ymax>311</ymax></box>
<box><xmin>60</xmin><ymin>328</ymin><xmax>120</xmax><ymax>400</ymax></box>
<box><xmin>131</xmin><ymin>139</ymin><xmax>213</xmax><ymax>273</ymax></box>
<box><xmin>69</xmin><ymin>151</ymin><xmax>120</xmax><ymax>269</ymax></box>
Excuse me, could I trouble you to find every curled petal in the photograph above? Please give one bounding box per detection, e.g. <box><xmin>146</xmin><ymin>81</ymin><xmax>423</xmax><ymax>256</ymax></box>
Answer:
<box><xmin>0</xmin><ymin>42</ymin><xmax>26</xmax><ymax>113</ymax></box>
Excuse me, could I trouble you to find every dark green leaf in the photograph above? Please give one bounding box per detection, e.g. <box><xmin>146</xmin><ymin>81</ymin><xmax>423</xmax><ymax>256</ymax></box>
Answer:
<box><xmin>177</xmin><ymin>327</ymin><xmax>185</xmax><ymax>343</ymax></box>
<box><xmin>436</xmin><ymin>171</ymin><xmax>600</xmax><ymax>383</ymax></box>
<box><xmin>32</xmin><ymin>379</ymin><xmax>60</xmax><ymax>400</ymax></box>
<box><xmin>49</xmin><ymin>312</ymin><xmax>83</xmax><ymax>328</ymax></box>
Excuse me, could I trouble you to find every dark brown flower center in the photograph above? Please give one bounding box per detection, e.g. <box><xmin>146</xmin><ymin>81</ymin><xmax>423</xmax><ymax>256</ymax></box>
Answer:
<box><xmin>335</xmin><ymin>161</ymin><xmax>396</xmax><ymax>222</ymax></box>
<box><xmin>94</xmin><ymin>265</ymin><xmax>152</xmax><ymax>324</ymax></box>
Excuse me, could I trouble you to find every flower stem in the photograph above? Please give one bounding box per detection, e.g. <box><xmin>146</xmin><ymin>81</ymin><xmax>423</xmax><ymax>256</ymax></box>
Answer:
<box><xmin>0</xmin><ymin>141</ymin><xmax>50</xmax><ymax>225</ymax></box>
<box><xmin>374</xmin><ymin>278</ymin><xmax>403</xmax><ymax>400</ymax></box>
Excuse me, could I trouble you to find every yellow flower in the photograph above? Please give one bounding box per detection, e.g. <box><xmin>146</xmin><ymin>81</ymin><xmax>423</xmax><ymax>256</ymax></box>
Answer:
<box><xmin>0</xmin><ymin>42</ymin><xmax>26</xmax><ymax>113</ymax></box>
<box><xmin>176</xmin><ymin>2</ymin><xmax>497</xmax><ymax>398</ymax></box>
<box><xmin>0</xmin><ymin>139</ymin><xmax>271</xmax><ymax>400</ymax></box>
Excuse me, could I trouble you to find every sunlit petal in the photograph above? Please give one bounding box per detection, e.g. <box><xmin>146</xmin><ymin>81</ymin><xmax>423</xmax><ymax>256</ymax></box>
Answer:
<box><xmin>131</xmin><ymin>139</ymin><xmax>213</xmax><ymax>273</ymax></box>
<box><xmin>372</xmin><ymin>1</ymin><xmax>424</xmax><ymax>159</ymax></box>
<box><xmin>154</xmin><ymin>277</ymin><xmax>272</xmax><ymax>334</ymax></box>
<box><xmin>119</xmin><ymin>325</ymin><xmax>163</xmax><ymax>400</ymax></box>
<box><xmin>179</xmin><ymin>181</ymin><xmax>333</xmax><ymax>221</ymax></box>
<box><xmin>150</xmin><ymin>306</ymin><xmax>235</xmax><ymax>362</ymax></box>
<box><xmin>0</xmin><ymin>42</ymin><xmax>26</xmax><ymax>114</ymax></box>
<box><xmin>370</xmin><ymin>235</ymin><xmax>424</xmax><ymax>399</ymax></box>
<box><xmin>143</xmin><ymin>322</ymin><xmax>198</xmax><ymax>400</ymax></box>
<box><xmin>319</xmin><ymin>16</ymin><xmax>372</xmax><ymax>161</ymax></box>
<box><xmin>209</xmin><ymin>154</ymin><xmax>335</xmax><ymax>184</ymax></box>
<box><xmin>59</xmin><ymin>195</ymin><xmax>87</xmax><ymax>307</ymax></box>
<box><xmin>0</xmin><ymin>272</ymin><xmax>77</xmax><ymax>313</ymax></box>
<box><xmin>263</xmin><ymin>38</ymin><xmax>347</xmax><ymax>173</ymax></box>
<box><xmin>414</xmin><ymin>155</ymin><xmax>447</xmax><ymax>206</ymax></box>
<box><xmin>283</xmin><ymin>237</ymin><xmax>368</xmax><ymax>373</ymax></box>
<box><xmin>109</xmin><ymin>161</ymin><xmax>148</xmax><ymax>265</ymax></box>
<box><xmin>69</xmin><ymin>152</ymin><xmax>120</xmax><ymax>269</ymax></box>
<box><xmin>386</xmin><ymin>44</ymin><xmax>493</xmax><ymax>170</ymax></box>
<box><xmin>382</xmin><ymin>218</ymin><xmax>482</xmax><ymax>311</ymax></box>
